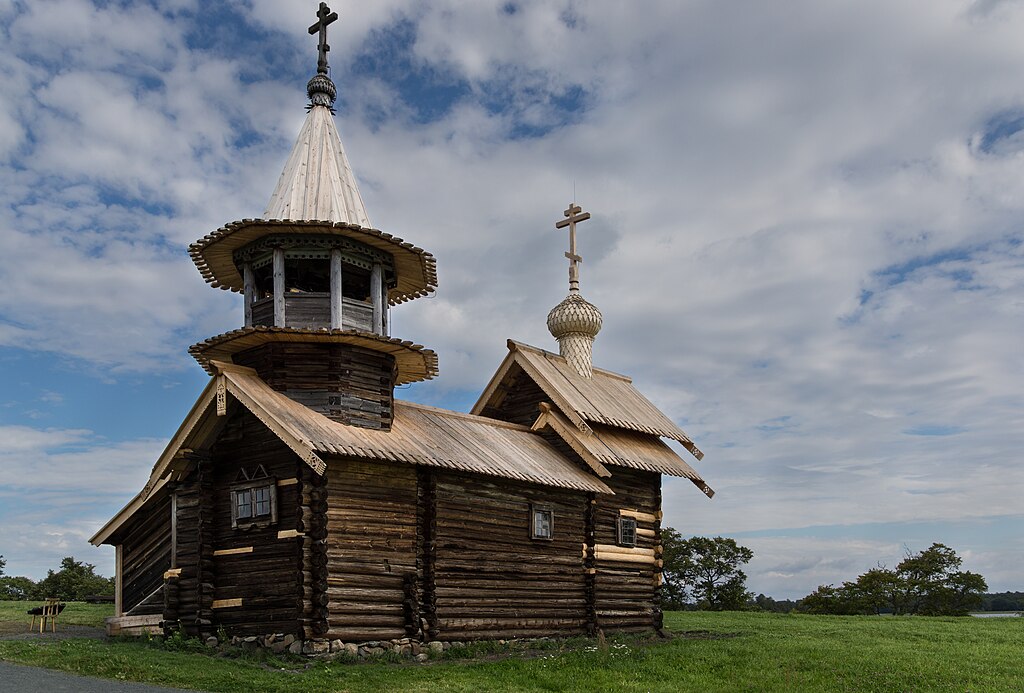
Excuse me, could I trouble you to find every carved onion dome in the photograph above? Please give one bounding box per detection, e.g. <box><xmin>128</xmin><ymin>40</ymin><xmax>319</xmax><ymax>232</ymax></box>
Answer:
<box><xmin>547</xmin><ymin>292</ymin><xmax>603</xmax><ymax>379</ymax></box>
<box><xmin>549</xmin><ymin>201</ymin><xmax>601</xmax><ymax>378</ymax></box>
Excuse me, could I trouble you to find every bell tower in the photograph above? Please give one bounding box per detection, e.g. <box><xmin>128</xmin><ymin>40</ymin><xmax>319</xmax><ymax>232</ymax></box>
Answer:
<box><xmin>187</xmin><ymin>2</ymin><xmax>437</xmax><ymax>430</ymax></box>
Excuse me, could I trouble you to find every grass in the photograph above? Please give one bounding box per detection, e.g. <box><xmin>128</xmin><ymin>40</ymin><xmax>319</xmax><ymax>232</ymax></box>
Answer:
<box><xmin>0</xmin><ymin>608</ymin><xmax>1020</xmax><ymax>691</ymax></box>
<box><xmin>0</xmin><ymin>601</ymin><xmax>112</xmax><ymax>635</ymax></box>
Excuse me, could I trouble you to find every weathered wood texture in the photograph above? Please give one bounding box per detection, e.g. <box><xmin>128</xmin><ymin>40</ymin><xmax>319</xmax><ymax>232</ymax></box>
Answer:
<box><xmin>167</xmin><ymin>455</ymin><xmax>216</xmax><ymax>635</ymax></box>
<box><xmin>251</xmin><ymin>294</ymin><xmax>373</xmax><ymax>332</ymax></box>
<box><xmin>204</xmin><ymin>409</ymin><xmax>302</xmax><ymax>636</ymax></box>
<box><xmin>325</xmin><ymin>458</ymin><xmax>418</xmax><ymax>642</ymax></box>
<box><xmin>233</xmin><ymin>342</ymin><xmax>395</xmax><ymax>430</ymax></box>
<box><xmin>477</xmin><ymin>363</ymin><xmax>548</xmax><ymax>427</ymax></box>
<box><xmin>431</xmin><ymin>472</ymin><xmax>589</xmax><ymax>641</ymax></box>
<box><xmin>120</xmin><ymin>494</ymin><xmax>171</xmax><ymax>615</ymax></box>
<box><xmin>594</xmin><ymin>467</ymin><xmax>661</xmax><ymax>632</ymax></box>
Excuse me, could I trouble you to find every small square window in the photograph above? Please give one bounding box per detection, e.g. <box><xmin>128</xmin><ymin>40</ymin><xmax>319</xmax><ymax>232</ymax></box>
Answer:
<box><xmin>617</xmin><ymin>517</ymin><xmax>637</xmax><ymax>547</ymax></box>
<box><xmin>531</xmin><ymin>506</ymin><xmax>554</xmax><ymax>540</ymax></box>
<box><xmin>231</xmin><ymin>482</ymin><xmax>277</xmax><ymax>528</ymax></box>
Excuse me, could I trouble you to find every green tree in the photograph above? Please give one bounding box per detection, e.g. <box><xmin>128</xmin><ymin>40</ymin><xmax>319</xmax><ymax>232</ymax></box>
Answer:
<box><xmin>895</xmin><ymin>543</ymin><xmax>986</xmax><ymax>616</ymax></box>
<box><xmin>663</xmin><ymin>535</ymin><xmax>754</xmax><ymax>611</ymax></box>
<box><xmin>34</xmin><ymin>557</ymin><xmax>114</xmax><ymax>601</ymax></box>
<box><xmin>0</xmin><ymin>575</ymin><xmax>38</xmax><ymax>600</ymax></box>
<box><xmin>801</xmin><ymin>543</ymin><xmax>986</xmax><ymax>616</ymax></box>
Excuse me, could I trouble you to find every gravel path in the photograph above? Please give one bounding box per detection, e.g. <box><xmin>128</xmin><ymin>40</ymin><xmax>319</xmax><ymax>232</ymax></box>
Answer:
<box><xmin>0</xmin><ymin>661</ymin><xmax>196</xmax><ymax>692</ymax></box>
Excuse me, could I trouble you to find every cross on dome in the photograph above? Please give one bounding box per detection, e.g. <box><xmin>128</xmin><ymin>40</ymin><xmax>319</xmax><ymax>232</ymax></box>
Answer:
<box><xmin>555</xmin><ymin>202</ymin><xmax>591</xmax><ymax>293</ymax></box>
<box><xmin>308</xmin><ymin>2</ymin><xmax>339</xmax><ymax>75</ymax></box>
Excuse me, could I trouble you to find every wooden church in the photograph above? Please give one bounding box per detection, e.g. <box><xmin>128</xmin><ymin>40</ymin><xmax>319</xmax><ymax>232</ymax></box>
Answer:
<box><xmin>91</xmin><ymin>4</ymin><xmax>713</xmax><ymax>646</ymax></box>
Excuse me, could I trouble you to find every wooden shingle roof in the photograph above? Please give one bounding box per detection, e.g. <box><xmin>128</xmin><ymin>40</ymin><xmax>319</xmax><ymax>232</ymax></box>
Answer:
<box><xmin>530</xmin><ymin>404</ymin><xmax>713</xmax><ymax>498</ymax></box>
<box><xmin>473</xmin><ymin>340</ymin><xmax>705</xmax><ymax>461</ymax></box>
<box><xmin>92</xmin><ymin>362</ymin><xmax>614</xmax><ymax>545</ymax></box>
<box><xmin>188</xmin><ymin>326</ymin><xmax>438</xmax><ymax>385</ymax></box>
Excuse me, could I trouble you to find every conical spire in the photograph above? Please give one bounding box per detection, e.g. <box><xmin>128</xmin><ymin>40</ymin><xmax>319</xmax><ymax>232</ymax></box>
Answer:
<box><xmin>262</xmin><ymin>3</ymin><xmax>371</xmax><ymax>227</ymax></box>
<box><xmin>547</xmin><ymin>202</ymin><xmax>602</xmax><ymax>378</ymax></box>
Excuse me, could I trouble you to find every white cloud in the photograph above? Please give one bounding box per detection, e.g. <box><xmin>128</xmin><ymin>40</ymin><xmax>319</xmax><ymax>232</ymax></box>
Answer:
<box><xmin>1</xmin><ymin>0</ymin><xmax>1023</xmax><ymax>597</ymax></box>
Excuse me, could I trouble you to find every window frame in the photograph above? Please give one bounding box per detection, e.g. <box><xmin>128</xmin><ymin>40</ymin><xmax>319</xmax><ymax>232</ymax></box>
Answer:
<box><xmin>230</xmin><ymin>479</ymin><xmax>278</xmax><ymax>529</ymax></box>
<box><xmin>617</xmin><ymin>516</ymin><xmax>638</xmax><ymax>547</ymax></box>
<box><xmin>530</xmin><ymin>505</ymin><xmax>554</xmax><ymax>541</ymax></box>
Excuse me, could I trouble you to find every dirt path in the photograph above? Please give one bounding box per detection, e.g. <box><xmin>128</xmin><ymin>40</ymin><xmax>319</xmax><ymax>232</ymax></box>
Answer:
<box><xmin>0</xmin><ymin>661</ymin><xmax>194</xmax><ymax>692</ymax></box>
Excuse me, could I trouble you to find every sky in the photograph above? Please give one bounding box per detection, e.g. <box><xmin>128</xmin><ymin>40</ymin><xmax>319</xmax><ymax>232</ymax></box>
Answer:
<box><xmin>0</xmin><ymin>0</ymin><xmax>1022</xmax><ymax>601</ymax></box>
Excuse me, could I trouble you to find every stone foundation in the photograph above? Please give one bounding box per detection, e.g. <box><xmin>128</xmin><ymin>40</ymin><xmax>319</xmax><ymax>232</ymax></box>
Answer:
<box><xmin>214</xmin><ymin>633</ymin><xmax>473</xmax><ymax>661</ymax></box>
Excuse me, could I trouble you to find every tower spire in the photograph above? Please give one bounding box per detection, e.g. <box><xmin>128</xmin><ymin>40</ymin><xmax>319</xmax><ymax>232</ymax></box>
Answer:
<box><xmin>547</xmin><ymin>201</ymin><xmax>602</xmax><ymax>378</ymax></box>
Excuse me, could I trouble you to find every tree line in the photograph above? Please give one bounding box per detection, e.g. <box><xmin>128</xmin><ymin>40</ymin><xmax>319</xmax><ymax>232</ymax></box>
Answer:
<box><xmin>659</xmin><ymin>531</ymin><xmax>992</xmax><ymax>616</ymax></box>
<box><xmin>0</xmin><ymin>554</ymin><xmax>114</xmax><ymax>601</ymax></box>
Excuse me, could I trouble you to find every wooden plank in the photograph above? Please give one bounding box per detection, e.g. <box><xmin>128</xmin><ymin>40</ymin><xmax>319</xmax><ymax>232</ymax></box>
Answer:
<box><xmin>273</xmin><ymin>247</ymin><xmax>285</xmax><ymax>327</ymax></box>
<box><xmin>213</xmin><ymin>546</ymin><xmax>253</xmax><ymax>557</ymax></box>
<box><xmin>243</xmin><ymin>261</ymin><xmax>255</xmax><ymax>327</ymax></box>
<box><xmin>619</xmin><ymin>509</ymin><xmax>658</xmax><ymax>523</ymax></box>
<box><xmin>277</xmin><ymin>477</ymin><xmax>299</xmax><ymax>487</ymax></box>
<box><xmin>330</xmin><ymin>248</ymin><xmax>343</xmax><ymax>329</ymax></box>
<box><xmin>278</xmin><ymin>529</ymin><xmax>303</xmax><ymax>539</ymax></box>
<box><xmin>371</xmin><ymin>262</ymin><xmax>383</xmax><ymax>335</ymax></box>
<box><xmin>212</xmin><ymin>598</ymin><xmax>243</xmax><ymax>609</ymax></box>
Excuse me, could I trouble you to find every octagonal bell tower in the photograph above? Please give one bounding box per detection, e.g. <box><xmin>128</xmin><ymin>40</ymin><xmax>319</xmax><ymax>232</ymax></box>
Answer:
<box><xmin>187</xmin><ymin>3</ymin><xmax>437</xmax><ymax>430</ymax></box>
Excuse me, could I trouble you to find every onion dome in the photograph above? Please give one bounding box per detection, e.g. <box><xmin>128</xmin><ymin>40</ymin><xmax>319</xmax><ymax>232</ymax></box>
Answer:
<box><xmin>547</xmin><ymin>292</ymin><xmax>603</xmax><ymax>378</ymax></box>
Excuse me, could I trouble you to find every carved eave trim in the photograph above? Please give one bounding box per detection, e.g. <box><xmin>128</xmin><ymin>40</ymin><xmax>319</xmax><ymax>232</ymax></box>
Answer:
<box><xmin>217</xmin><ymin>365</ymin><xmax>327</xmax><ymax>477</ymax></box>
<box><xmin>188</xmin><ymin>326</ymin><xmax>438</xmax><ymax>386</ymax></box>
<box><xmin>188</xmin><ymin>219</ymin><xmax>437</xmax><ymax>306</ymax></box>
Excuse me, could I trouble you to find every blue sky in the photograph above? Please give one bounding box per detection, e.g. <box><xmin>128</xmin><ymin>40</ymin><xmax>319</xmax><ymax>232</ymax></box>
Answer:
<box><xmin>1</xmin><ymin>0</ymin><xmax>1023</xmax><ymax>600</ymax></box>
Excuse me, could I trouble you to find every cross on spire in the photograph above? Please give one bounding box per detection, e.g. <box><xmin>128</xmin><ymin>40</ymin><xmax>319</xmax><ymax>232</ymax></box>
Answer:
<box><xmin>308</xmin><ymin>2</ymin><xmax>339</xmax><ymax>75</ymax></box>
<box><xmin>555</xmin><ymin>202</ymin><xmax>591</xmax><ymax>293</ymax></box>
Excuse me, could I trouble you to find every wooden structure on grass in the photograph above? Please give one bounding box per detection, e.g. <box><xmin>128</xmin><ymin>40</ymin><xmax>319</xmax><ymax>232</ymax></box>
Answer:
<box><xmin>90</xmin><ymin>3</ymin><xmax>713</xmax><ymax>645</ymax></box>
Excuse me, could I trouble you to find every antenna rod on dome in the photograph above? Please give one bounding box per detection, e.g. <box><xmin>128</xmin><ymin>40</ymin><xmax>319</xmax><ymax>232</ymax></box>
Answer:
<box><xmin>309</xmin><ymin>2</ymin><xmax>339</xmax><ymax>75</ymax></box>
<box><xmin>555</xmin><ymin>202</ymin><xmax>591</xmax><ymax>293</ymax></box>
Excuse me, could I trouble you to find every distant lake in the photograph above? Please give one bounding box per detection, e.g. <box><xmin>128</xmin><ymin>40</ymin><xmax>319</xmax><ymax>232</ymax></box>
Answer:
<box><xmin>971</xmin><ymin>612</ymin><xmax>1021</xmax><ymax>618</ymax></box>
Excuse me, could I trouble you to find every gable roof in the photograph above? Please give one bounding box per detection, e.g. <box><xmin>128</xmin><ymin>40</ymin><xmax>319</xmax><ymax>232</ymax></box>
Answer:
<box><xmin>530</xmin><ymin>403</ymin><xmax>714</xmax><ymax>498</ymax></box>
<box><xmin>473</xmin><ymin>340</ymin><xmax>705</xmax><ymax>461</ymax></box>
<box><xmin>91</xmin><ymin>362</ymin><xmax>612</xmax><ymax>546</ymax></box>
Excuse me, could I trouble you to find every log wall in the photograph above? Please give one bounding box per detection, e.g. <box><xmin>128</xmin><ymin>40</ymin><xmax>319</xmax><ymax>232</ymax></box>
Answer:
<box><xmin>205</xmin><ymin>409</ymin><xmax>303</xmax><ymax>636</ymax></box>
<box><xmin>431</xmin><ymin>472</ymin><xmax>589</xmax><ymax>641</ymax></box>
<box><xmin>324</xmin><ymin>458</ymin><xmax>418</xmax><ymax>642</ymax></box>
<box><xmin>593</xmin><ymin>467</ymin><xmax>661</xmax><ymax>633</ymax></box>
<box><xmin>233</xmin><ymin>342</ymin><xmax>395</xmax><ymax>430</ymax></box>
<box><xmin>120</xmin><ymin>494</ymin><xmax>171</xmax><ymax>615</ymax></box>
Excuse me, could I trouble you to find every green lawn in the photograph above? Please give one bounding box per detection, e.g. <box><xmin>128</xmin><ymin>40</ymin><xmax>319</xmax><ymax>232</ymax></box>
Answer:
<box><xmin>0</xmin><ymin>601</ymin><xmax>112</xmax><ymax>635</ymax></box>
<box><xmin>0</xmin><ymin>609</ymin><xmax>1020</xmax><ymax>692</ymax></box>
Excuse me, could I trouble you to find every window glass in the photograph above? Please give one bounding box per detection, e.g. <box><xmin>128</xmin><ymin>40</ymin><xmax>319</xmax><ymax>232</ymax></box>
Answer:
<box><xmin>236</xmin><ymin>489</ymin><xmax>253</xmax><ymax>520</ymax></box>
<box><xmin>532</xmin><ymin>508</ymin><xmax>553</xmax><ymax>539</ymax></box>
<box><xmin>254</xmin><ymin>486</ymin><xmax>272</xmax><ymax>516</ymax></box>
<box><xmin>618</xmin><ymin>517</ymin><xmax>637</xmax><ymax>546</ymax></box>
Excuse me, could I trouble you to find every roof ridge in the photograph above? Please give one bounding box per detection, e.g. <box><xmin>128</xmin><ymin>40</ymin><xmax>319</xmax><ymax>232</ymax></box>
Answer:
<box><xmin>395</xmin><ymin>399</ymin><xmax>532</xmax><ymax>431</ymax></box>
<box><xmin>506</xmin><ymin>339</ymin><xmax>633</xmax><ymax>382</ymax></box>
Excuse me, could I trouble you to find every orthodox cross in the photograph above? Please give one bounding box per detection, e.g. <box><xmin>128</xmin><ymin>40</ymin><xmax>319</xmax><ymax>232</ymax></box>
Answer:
<box><xmin>555</xmin><ymin>202</ymin><xmax>591</xmax><ymax>293</ymax></box>
<box><xmin>308</xmin><ymin>2</ymin><xmax>339</xmax><ymax>75</ymax></box>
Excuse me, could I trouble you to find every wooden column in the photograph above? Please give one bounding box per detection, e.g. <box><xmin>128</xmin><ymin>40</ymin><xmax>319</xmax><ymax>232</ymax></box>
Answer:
<box><xmin>330</xmin><ymin>249</ymin><xmax>343</xmax><ymax>330</ymax></box>
<box><xmin>584</xmin><ymin>494</ymin><xmax>598</xmax><ymax>636</ymax></box>
<box><xmin>273</xmin><ymin>247</ymin><xmax>286</xmax><ymax>327</ymax></box>
<box><xmin>114</xmin><ymin>545</ymin><xmax>123</xmax><ymax>617</ymax></box>
<box><xmin>243</xmin><ymin>262</ymin><xmax>255</xmax><ymax>327</ymax></box>
<box><xmin>371</xmin><ymin>262</ymin><xmax>383</xmax><ymax>335</ymax></box>
<box><xmin>417</xmin><ymin>468</ymin><xmax>438</xmax><ymax>640</ymax></box>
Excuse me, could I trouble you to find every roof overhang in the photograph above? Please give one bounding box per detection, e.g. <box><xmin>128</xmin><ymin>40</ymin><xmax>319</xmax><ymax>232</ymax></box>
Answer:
<box><xmin>189</xmin><ymin>326</ymin><xmax>438</xmax><ymax>385</ymax></box>
<box><xmin>189</xmin><ymin>219</ymin><xmax>437</xmax><ymax>306</ymax></box>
